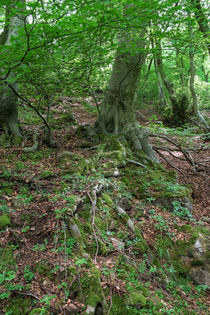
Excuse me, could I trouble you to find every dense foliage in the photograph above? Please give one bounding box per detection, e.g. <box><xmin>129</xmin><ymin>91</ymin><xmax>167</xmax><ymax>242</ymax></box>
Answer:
<box><xmin>0</xmin><ymin>1</ymin><xmax>209</xmax><ymax>314</ymax></box>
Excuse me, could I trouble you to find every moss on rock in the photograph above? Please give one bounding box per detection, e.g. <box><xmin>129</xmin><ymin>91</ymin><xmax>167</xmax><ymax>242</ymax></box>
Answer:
<box><xmin>0</xmin><ymin>246</ymin><xmax>16</xmax><ymax>276</ymax></box>
<box><xmin>0</xmin><ymin>214</ymin><xmax>11</xmax><ymax>229</ymax></box>
<box><xmin>109</xmin><ymin>295</ymin><xmax>128</xmax><ymax>315</ymax></box>
<box><xmin>102</xmin><ymin>193</ymin><xmax>114</xmax><ymax>207</ymax></box>
<box><xmin>57</xmin><ymin>151</ymin><xmax>89</xmax><ymax>175</ymax></box>
<box><xmin>126</xmin><ymin>292</ymin><xmax>147</xmax><ymax>307</ymax></box>
<box><xmin>178</xmin><ymin>224</ymin><xmax>194</xmax><ymax>233</ymax></box>
<box><xmin>39</xmin><ymin>170</ymin><xmax>54</xmax><ymax>179</ymax></box>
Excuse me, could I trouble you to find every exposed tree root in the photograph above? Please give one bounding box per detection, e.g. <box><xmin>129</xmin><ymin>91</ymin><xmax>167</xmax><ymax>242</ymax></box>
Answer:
<box><xmin>23</xmin><ymin>134</ymin><xmax>39</xmax><ymax>152</ymax></box>
<box><xmin>116</xmin><ymin>205</ymin><xmax>135</xmax><ymax>233</ymax></box>
<box><xmin>127</xmin><ymin>159</ymin><xmax>147</xmax><ymax>168</ymax></box>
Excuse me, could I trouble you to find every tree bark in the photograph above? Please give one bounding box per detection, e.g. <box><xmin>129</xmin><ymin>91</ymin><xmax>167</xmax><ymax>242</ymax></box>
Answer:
<box><xmin>175</xmin><ymin>48</ymin><xmax>187</xmax><ymax>91</ymax></box>
<box><xmin>0</xmin><ymin>0</ymin><xmax>25</xmax><ymax>140</ymax></box>
<box><xmin>188</xmin><ymin>24</ymin><xmax>209</xmax><ymax>129</ymax></box>
<box><xmin>151</xmin><ymin>37</ymin><xmax>167</xmax><ymax>109</ymax></box>
<box><xmin>155</xmin><ymin>40</ymin><xmax>179</xmax><ymax>116</ymax></box>
<box><xmin>96</xmin><ymin>6</ymin><xmax>158</xmax><ymax>163</ymax></box>
<box><xmin>155</xmin><ymin>39</ymin><xmax>190</xmax><ymax>125</ymax></box>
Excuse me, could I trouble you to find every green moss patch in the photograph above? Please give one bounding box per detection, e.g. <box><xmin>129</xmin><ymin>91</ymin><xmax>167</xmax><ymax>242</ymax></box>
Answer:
<box><xmin>0</xmin><ymin>214</ymin><xmax>11</xmax><ymax>229</ymax></box>
<box><xmin>5</xmin><ymin>297</ymin><xmax>31</xmax><ymax>315</ymax></box>
<box><xmin>29</xmin><ymin>308</ymin><xmax>49</xmax><ymax>315</ymax></box>
<box><xmin>126</xmin><ymin>292</ymin><xmax>147</xmax><ymax>307</ymax></box>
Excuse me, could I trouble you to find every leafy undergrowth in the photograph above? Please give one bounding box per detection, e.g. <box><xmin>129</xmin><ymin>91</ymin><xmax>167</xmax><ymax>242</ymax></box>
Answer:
<box><xmin>0</xmin><ymin>98</ymin><xmax>209</xmax><ymax>314</ymax></box>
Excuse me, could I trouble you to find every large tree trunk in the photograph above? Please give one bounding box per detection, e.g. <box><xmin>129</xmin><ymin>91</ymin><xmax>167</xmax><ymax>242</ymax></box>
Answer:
<box><xmin>96</xmin><ymin>11</ymin><xmax>158</xmax><ymax>163</ymax></box>
<box><xmin>0</xmin><ymin>0</ymin><xmax>25</xmax><ymax>140</ymax></box>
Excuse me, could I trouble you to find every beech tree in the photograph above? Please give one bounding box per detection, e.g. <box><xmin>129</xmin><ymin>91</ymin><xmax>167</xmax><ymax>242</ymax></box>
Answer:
<box><xmin>0</xmin><ymin>0</ymin><xmax>25</xmax><ymax>141</ymax></box>
<box><xmin>95</xmin><ymin>3</ymin><xmax>158</xmax><ymax>163</ymax></box>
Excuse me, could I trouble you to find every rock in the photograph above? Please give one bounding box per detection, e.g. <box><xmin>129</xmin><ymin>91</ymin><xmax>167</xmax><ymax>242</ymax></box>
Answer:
<box><xmin>65</xmin><ymin>303</ymin><xmax>80</xmax><ymax>314</ymax></box>
<box><xmin>0</xmin><ymin>214</ymin><xmax>11</xmax><ymax>229</ymax></box>
<box><xmin>102</xmin><ymin>193</ymin><xmax>114</xmax><ymax>207</ymax></box>
<box><xmin>188</xmin><ymin>233</ymin><xmax>210</xmax><ymax>286</ymax></box>
<box><xmin>181</xmin><ymin>196</ymin><xmax>193</xmax><ymax>212</ymax></box>
<box><xmin>111</xmin><ymin>238</ymin><xmax>125</xmax><ymax>252</ymax></box>
<box><xmin>189</xmin><ymin>267</ymin><xmax>210</xmax><ymax>286</ymax></box>
<box><xmin>85</xmin><ymin>305</ymin><xmax>95</xmax><ymax>314</ymax></box>
<box><xmin>155</xmin><ymin>196</ymin><xmax>193</xmax><ymax>213</ymax></box>
<box><xmin>109</xmin><ymin>220</ymin><xmax>115</xmax><ymax>231</ymax></box>
<box><xmin>190</xmin><ymin>233</ymin><xmax>210</xmax><ymax>259</ymax></box>
<box><xmin>118</xmin><ymin>197</ymin><xmax>132</xmax><ymax>211</ymax></box>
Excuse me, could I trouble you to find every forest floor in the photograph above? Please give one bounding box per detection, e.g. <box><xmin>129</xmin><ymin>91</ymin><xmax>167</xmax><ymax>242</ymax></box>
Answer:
<box><xmin>0</xmin><ymin>97</ymin><xmax>209</xmax><ymax>314</ymax></box>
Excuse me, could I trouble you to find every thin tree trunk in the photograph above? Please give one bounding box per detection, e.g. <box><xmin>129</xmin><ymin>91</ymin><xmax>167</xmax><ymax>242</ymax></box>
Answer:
<box><xmin>175</xmin><ymin>48</ymin><xmax>187</xmax><ymax>90</ymax></box>
<box><xmin>151</xmin><ymin>36</ymin><xmax>167</xmax><ymax>109</ymax></box>
<box><xmin>189</xmin><ymin>25</ymin><xmax>209</xmax><ymax>129</ymax></box>
<box><xmin>155</xmin><ymin>39</ymin><xmax>179</xmax><ymax>118</ymax></box>
<box><xmin>190</xmin><ymin>0</ymin><xmax>210</xmax><ymax>53</ymax></box>
<box><xmin>154</xmin><ymin>58</ymin><xmax>167</xmax><ymax>108</ymax></box>
<box><xmin>155</xmin><ymin>39</ymin><xmax>191</xmax><ymax>125</ymax></box>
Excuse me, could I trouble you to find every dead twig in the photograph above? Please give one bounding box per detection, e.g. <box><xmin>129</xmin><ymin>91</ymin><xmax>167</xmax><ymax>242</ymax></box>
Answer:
<box><xmin>153</xmin><ymin>146</ymin><xmax>186</xmax><ymax>161</ymax></box>
<box><xmin>107</xmin><ymin>279</ymin><xmax>113</xmax><ymax>315</ymax></box>
<box><xmin>153</xmin><ymin>148</ymin><xmax>184</xmax><ymax>174</ymax></box>
<box><xmin>13</xmin><ymin>290</ymin><xmax>40</xmax><ymax>300</ymax></box>
<box><xmin>150</xmin><ymin>134</ymin><xmax>196</xmax><ymax>171</ymax></box>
